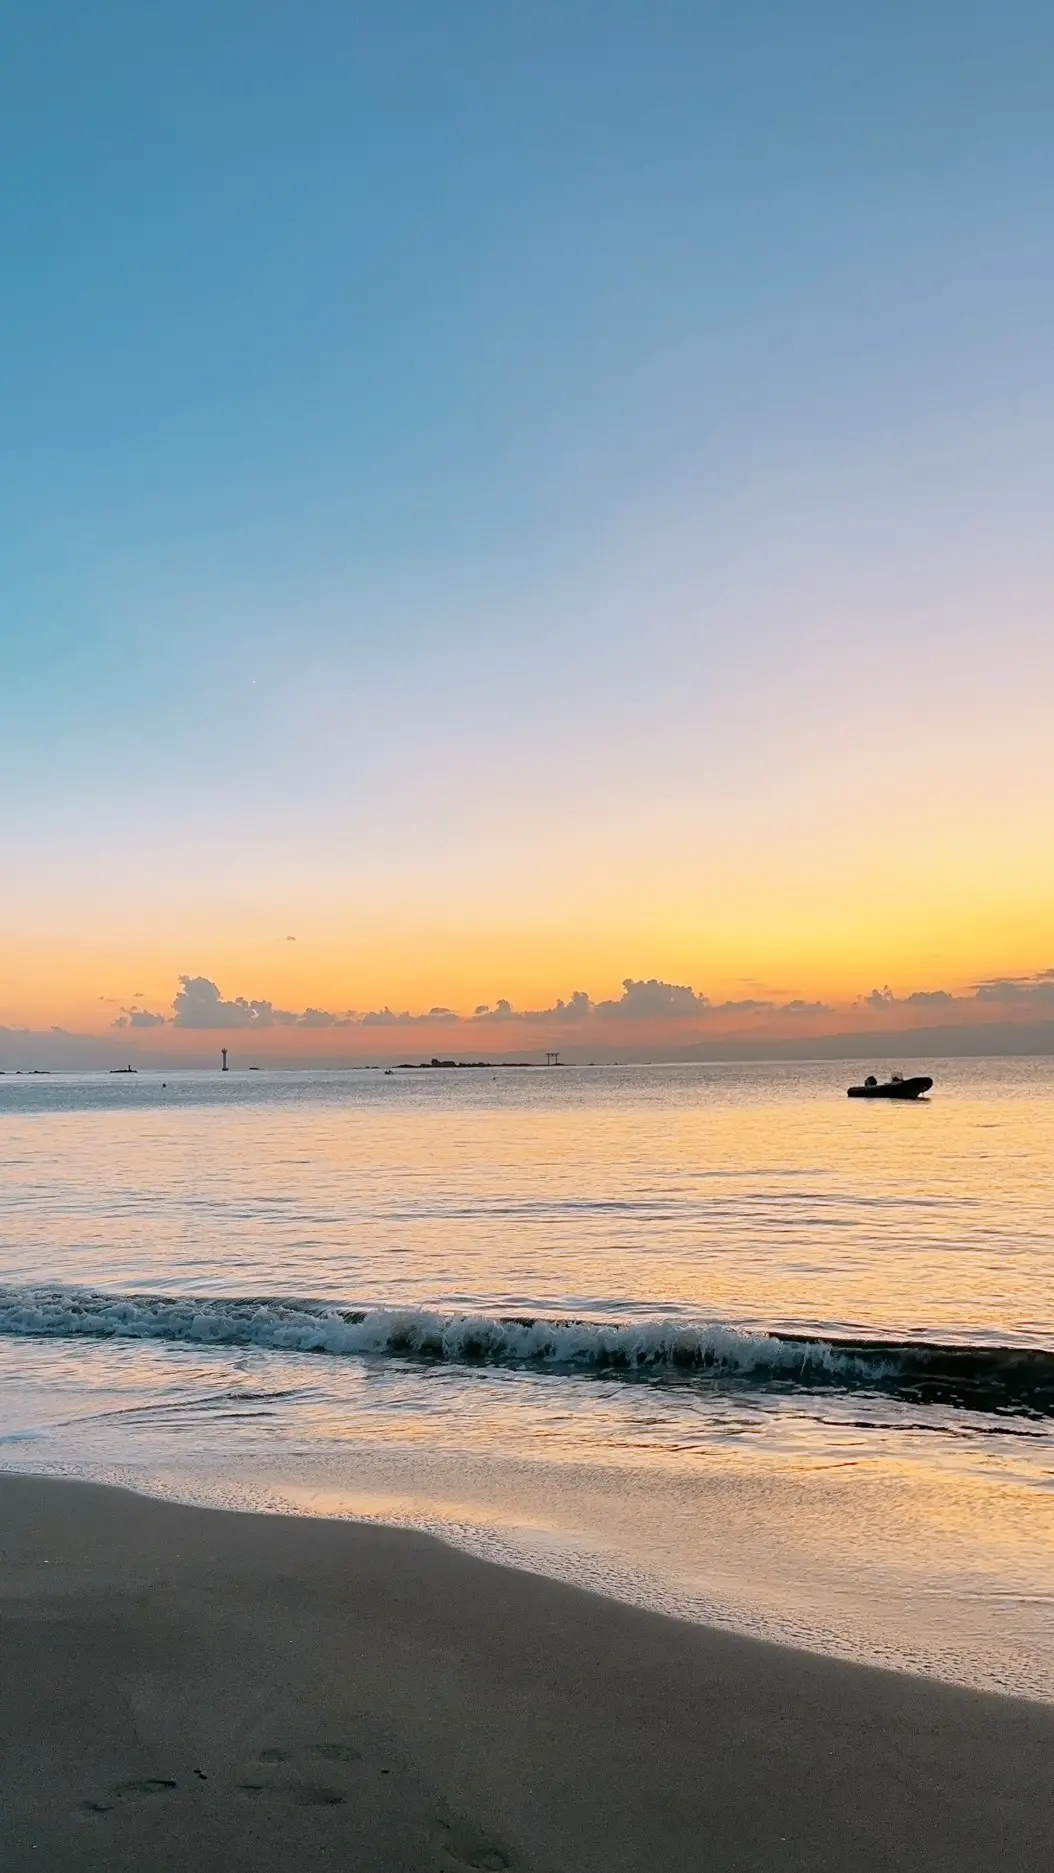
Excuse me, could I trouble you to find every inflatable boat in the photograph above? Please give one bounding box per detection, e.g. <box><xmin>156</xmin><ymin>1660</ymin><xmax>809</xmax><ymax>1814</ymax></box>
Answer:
<box><xmin>847</xmin><ymin>1074</ymin><xmax>933</xmax><ymax>1100</ymax></box>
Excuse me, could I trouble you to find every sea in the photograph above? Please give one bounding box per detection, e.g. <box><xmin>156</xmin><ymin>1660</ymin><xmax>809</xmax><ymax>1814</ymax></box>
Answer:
<box><xmin>1</xmin><ymin>1059</ymin><xmax>1051</xmax><ymax>1700</ymax></box>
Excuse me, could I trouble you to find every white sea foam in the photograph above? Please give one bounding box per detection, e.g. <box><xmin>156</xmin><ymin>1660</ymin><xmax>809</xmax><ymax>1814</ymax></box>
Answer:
<box><xmin>3</xmin><ymin>1286</ymin><xmax>1049</xmax><ymax>1413</ymax></box>
<box><xmin>0</xmin><ymin>1284</ymin><xmax>871</xmax><ymax>1380</ymax></box>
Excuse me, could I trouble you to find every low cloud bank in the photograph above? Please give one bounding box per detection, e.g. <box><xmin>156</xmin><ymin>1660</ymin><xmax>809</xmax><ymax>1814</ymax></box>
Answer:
<box><xmin>99</xmin><ymin>968</ymin><xmax>1054</xmax><ymax>1038</ymax></box>
<box><xmin>974</xmin><ymin>970</ymin><xmax>1054</xmax><ymax>1005</ymax></box>
<box><xmin>859</xmin><ymin>971</ymin><xmax>1054</xmax><ymax>1015</ymax></box>
<box><xmin>863</xmin><ymin>986</ymin><xmax>955</xmax><ymax>1010</ymax></box>
<box><xmin>160</xmin><ymin>974</ymin><xmax>839</xmax><ymax>1032</ymax></box>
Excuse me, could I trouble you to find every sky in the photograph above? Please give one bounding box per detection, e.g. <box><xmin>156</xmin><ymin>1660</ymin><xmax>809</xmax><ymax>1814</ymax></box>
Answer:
<box><xmin>2</xmin><ymin>1</ymin><xmax>1052</xmax><ymax>1063</ymax></box>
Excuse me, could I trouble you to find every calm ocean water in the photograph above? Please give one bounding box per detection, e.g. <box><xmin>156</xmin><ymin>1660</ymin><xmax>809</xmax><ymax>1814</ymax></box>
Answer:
<box><xmin>1</xmin><ymin>1060</ymin><xmax>1051</xmax><ymax>1697</ymax></box>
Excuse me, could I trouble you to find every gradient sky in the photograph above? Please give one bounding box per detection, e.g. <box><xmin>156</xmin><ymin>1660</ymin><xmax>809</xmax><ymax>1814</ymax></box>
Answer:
<box><xmin>2</xmin><ymin>2</ymin><xmax>1052</xmax><ymax>1055</ymax></box>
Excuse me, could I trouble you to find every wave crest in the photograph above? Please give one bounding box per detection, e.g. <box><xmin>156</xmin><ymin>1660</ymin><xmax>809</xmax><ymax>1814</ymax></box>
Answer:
<box><xmin>0</xmin><ymin>1287</ymin><xmax>1050</xmax><ymax>1416</ymax></box>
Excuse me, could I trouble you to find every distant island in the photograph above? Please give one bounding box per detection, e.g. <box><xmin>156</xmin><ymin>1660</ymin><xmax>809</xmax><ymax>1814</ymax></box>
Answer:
<box><xmin>394</xmin><ymin>1058</ymin><xmax>549</xmax><ymax>1070</ymax></box>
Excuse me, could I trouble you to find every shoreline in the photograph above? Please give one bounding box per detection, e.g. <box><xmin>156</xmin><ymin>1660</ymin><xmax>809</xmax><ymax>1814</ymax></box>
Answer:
<box><xmin>2</xmin><ymin>1474</ymin><xmax>1052</xmax><ymax>1871</ymax></box>
<box><xmin>7</xmin><ymin>1450</ymin><xmax>1053</xmax><ymax>1708</ymax></box>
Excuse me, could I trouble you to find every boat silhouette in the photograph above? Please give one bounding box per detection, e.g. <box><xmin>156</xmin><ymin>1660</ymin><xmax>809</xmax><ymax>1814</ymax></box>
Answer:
<box><xmin>847</xmin><ymin>1073</ymin><xmax>932</xmax><ymax>1100</ymax></box>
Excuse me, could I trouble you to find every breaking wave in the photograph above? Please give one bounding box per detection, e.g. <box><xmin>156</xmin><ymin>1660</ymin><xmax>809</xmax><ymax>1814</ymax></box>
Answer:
<box><xmin>0</xmin><ymin>1286</ymin><xmax>1051</xmax><ymax>1416</ymax></box>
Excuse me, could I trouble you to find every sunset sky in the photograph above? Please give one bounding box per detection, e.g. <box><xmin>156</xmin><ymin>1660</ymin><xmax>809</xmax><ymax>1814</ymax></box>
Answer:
<box><xmin>2</xmin><ymin>3</ymin><xmax>1052</xmax><ymax>1063</ymax></box>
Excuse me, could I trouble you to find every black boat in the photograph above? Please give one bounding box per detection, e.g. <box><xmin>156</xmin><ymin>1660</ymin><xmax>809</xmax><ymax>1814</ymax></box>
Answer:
<box><xmin>847</xmin><ymin>1073</ymin><xmax>932</xmax><ymax>1100</ymax></box>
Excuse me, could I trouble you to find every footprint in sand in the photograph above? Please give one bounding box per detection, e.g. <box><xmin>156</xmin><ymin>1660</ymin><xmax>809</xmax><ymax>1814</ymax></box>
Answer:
<box><xmin>80</xmin><ymin>1778</ymin><xmax>178</xmax><ymax>1817</ymax></box>
<box><xmin>254</xmin><ymin>1741</ymin><xmax>360</xmax><ymax>1765</ymax></box>
<box><xmin>113</xmin><ymin>1778</ymin><xmax>178</xmax><ymax>1797</ymax></box>
<box><xmin>434</xmin><ymin>1816</ymin><xmax>512</xmax><ymax>1870</ymax></box>
<box><xmin>238</xmin><ymin>1743</ymin><xmax>363</xmax><ymax>1808</ymax></box>
<box><xmin>238</xmin><ymin>1781</ymin><xmax>345</xmax><ymax>1806</ymax></box>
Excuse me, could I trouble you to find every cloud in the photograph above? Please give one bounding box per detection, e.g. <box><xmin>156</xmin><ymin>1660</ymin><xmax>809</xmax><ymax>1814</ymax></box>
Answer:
<box><xmin>473</xmin><ymin>998</ymin><xmax>515</xmax><ymax>1021</ymax></box>
<box><xmin>360</xmin><ymin>1005</ymin><xmax>459</xmax><ymax>1027</ymax></box>
<box><xmin>973</xmin><ymin>971</ymin><xmax>1054</xmax><ymax>1005</ymax></box>
<box><xmin>173</xmin><ymin>976</ymin><xmax>262</xmax><ymax>1028</ymax></box>
<box><xmin>243</xmin><ymin>1000</ymin><xmax>300</xmax><ymax>1027</ymax></box>
<box><xmin>781</xmin><ymin>999</ymin><xmax>833</xmax><ymax>1015</ymax></box>
<box><xmin>596</xmin><ymin>978</ymin><xmax>711</xmax><ymax>1019</ymax></box>
<box><xmin>584</xmin><ymin>980</ymin><xmax>777</xmax><ymax>1021</ymax></box>
<box><xmin>862</xmin><ymin>985</ymin><xmax>956</xmax><ymax>1010</ymax></box>
<box><xmin>112</xmin><ymin>1007</ymin><xmax>167</xmax><ymax>1029</ymax></box>
<box><xmin>171</xmin><ymin>977</ymin><xmax>353</xmax><ymax>1029</ymax></box>
<box><xmin>711</xmin><ymin>998</ymin><xmax>773</xmax><ymax>1015</ymax></box>
<box><xmin>524</xmin><ymin>990</ymin><xmax>593</xmax><ymax>1023</ymax></box>
<box><xmin>863</xmin><ymin>973</ymin><xmax>1054</xmax><ymax>1013</ymax></box>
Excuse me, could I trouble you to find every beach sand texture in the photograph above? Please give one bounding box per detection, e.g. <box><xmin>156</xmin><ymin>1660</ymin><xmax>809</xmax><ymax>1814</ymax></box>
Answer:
<box><xmin>1</xmin><ymin>1476</ymin><xmax>1051</xmax><ymax>1871</ymax></box>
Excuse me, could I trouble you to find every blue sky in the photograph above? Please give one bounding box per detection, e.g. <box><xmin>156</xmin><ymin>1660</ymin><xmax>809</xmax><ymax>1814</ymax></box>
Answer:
<box><xmin>2</xmin><ymin>2</ymin><xmax>1052</xmax><ymax>1038</ymax></box>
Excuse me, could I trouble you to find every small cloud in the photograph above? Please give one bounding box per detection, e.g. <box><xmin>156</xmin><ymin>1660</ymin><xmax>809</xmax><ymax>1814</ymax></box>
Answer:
<box><xmin>286</xmin><ymin>935</ymin><xmax>296</xmax><ymax>942</ymax></box>
<box><xmin>524</xmin><ymin>990</ymin><xmax>593</xmax><ymax>1024</ymax></box>
<box><xmin>974</xmin><ymin>971</ymin><xmax>1054</xmax><ymax>1005</ymax></box>
<box><xmin>863</xmin><ymin>986</ymin><xmax>897</xmax><ymax>1008</ymax></box>
<box><xmin>112</xmin><ymin>1007</ymin><xmax>167</xmax><ymax>1029</ymax></box>
<box><xmin>245</xmin><ymin>1000</ymin><xmax>300</xmax><ymax>1027</ymax></box>
<box><xmin>473</xmin><ymin>998</ymin><xmax>516</xmax><ymax>1021</ymax></box>
<box><xmin>781</xmin><ymin>999</ymin><xmax>833</xmax><ymax>1016</ymax></box>
<box><xmin>863</xmin><ymin>984</ymin><xmax>957</xmax><ymax>1011</ymax></box>
<box><xmin>360</xmin><ymin>1004</ymin><xmax>459</xmax><ymax>1027</ymax></box>
<box><xmin>297</xmin><ymin>1007</ymin><xmax>340</xmax><ymax>1028</ymax></box>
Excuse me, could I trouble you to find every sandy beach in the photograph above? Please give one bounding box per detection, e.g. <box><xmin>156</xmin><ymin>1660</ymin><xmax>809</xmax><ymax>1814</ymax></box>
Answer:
<box><xmin>0</xmin><ymin>1476</ymin><xmax>1051</xmax><ymax>1871</ymax></box>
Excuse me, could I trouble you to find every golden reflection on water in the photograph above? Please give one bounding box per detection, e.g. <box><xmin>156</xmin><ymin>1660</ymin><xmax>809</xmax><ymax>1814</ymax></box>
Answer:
<box><xmin>1</xmin><ymin>1061</ymin><xmax>1052</xmax><ymax>1698</ymax></box>
<box><xmin>1</xmin><ymin>1060</ymin><xmax>1052</xmax><ymax>1344</ymax></box>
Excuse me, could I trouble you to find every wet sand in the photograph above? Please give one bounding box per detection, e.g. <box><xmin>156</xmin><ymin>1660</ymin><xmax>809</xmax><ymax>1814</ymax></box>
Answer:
<box><xmin>0</xmin><ymin>1475</ymin><xmax>1051</xmax><ymax>1871</ymax></box>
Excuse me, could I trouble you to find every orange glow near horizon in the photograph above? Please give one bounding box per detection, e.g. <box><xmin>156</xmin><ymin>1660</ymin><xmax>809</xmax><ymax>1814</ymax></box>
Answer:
<box><xmin>2</xmin><ymin>786</ymin><xmax>1052</xmax><ymax>1047</ymax></box>
<box><xmin>2</xmin><ymin>910</ymin><xmax>1052</xmax><ymax>1056</ymax></box>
